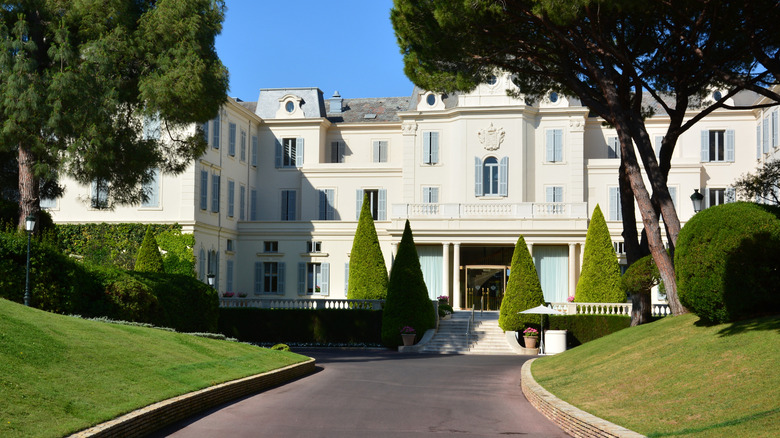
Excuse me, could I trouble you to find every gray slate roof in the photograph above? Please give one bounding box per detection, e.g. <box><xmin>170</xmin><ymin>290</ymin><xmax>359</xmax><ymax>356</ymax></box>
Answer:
<box><xmin>325</xmin><ymin>96</ymin><xmax>411</xmax><ymax>123</ymax></box>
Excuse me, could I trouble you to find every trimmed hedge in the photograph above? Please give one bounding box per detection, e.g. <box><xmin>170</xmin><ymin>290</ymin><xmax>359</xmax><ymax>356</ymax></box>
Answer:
<box><xmin>676</xmin><ymin>202</ymin><xmax>780</xmax><ymax>324</ymax></box>
<box><xmin>218</xmin><ymin>308</ymin><xmax>383</xmax><ymax>345</ymax></box>
<box><xmin>499</xmin><ymin>235</ymin><xmax>545</xmax><ymax>332</ymax></box>
<box><xmin>547</xmin><ymin>315</ymin><xmax>633</xmax><ymax>348</ymax></box>
<box><xmin>575</xmin><ymin>204</ymin><xmax>624</xmax><ymax>303</ymax></box>
<box><xmin>135</xmin><ymin>226</ymin><xmax>165</xmax><ymax>273</ymax></box>
<box><xmin>348</xmin><ymin>192</ymin><xmax>388</xmax><ymax>299</ymax></box>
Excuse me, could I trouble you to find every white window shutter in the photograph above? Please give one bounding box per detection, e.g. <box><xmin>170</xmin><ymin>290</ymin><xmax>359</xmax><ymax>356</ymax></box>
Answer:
<box><xmin>373</xmin><ymin>141</ymin><xmax>380</xmax><ymax>163</ymax></box>
<box><xmin>704</xmin><ymin>188</ymin><xmax>710</xmax><ymax>208</ymax></box>
<box><xmin>356</xmin><ymin>189</ymin><xmax>364</xmax><ymax>220</ymax></box>
<box><xmin>431</xmin><ymin>132</ymin><xmax>439</xmax><ymax>164</ymax></box>
<box><xmin>773</xmin><ymin>111</ymin><xmax>779</xmax><ymax>147</ymax></box>
<box><xmin>298</xmin><ymin>263</ymin><xmax>306</xmax><ymax>295</ymax></box>
<box><xmin>701</xmin><ymin>130</ymin><xmax>710</xmax><ymax>162</ymax></box>
<box><xmin>295</xmin><ymin>137</ymin><xmax>304</xmax><ymax>167</ymax></box>
<box><xmin>430</xmin><ymin>187</ymin><xmax>439</xmax><ymax>203</ymax></box>
<box><xmin>423</xmin><ymin>133</ymin><xmax>431</xmax><ymax>164</ymax></box>
<box><xmin>654</xmin><ymin>136</ymin><xmax>664</xmax><ymax>159</ymax></box>
<box><xmin>609</xmin><ymin>187</ymin><xmax>619</xmax><ymax>221</ymax></box>
<box><xmin>320</xmin><ymin>263</ymin><xmax>330</xmax><ymax>296</ymax></box>
<box><xmin>555</xmin><ymin>186</ymin><xmax>563</xmax><ymax>203</ymax></box>
<box><xmin>275</xmin><ymin>139</ymin><xmax>282</xmax><ymax>168</ymax></box>
<box><xmin>668</xmin><ymin>186</ymin><xmax>677</xmax><ymax>209</ymax></box>
<box><xmin>725</xmin><ymin>130</ymin><xmax>735</xmax><ymax>162</ymax></box>
<box><xmin>344</xmin><ymin>263</ymin><xmax>349</xmax><ymax>295</ymax></box>
<box><xmin>757</xmin><ymin>125</ymin><xmax>762</xmax><ymax>159</ymax></box>
<box><xmin>255</xmin><ymin>262</ymin><xmax>263</xmax><ymax>294</ymax></box>
<box><xmin>726</xmin><ymin>187</ymin><xmax>736</xmax><ymax>203</ymax></box>
<box><xmin>378</xmin><ymin>189</ymin><xmax>387</xmax><ymax>220</ymax></box>
<box><xmin>212</xmin><ymin>114</ymin><xmax>220</xmax><ymax>149</ymax></box>
<box><xmin>251</xmin><ymin>136</ymin><xmax>258</xmax><ymax>166</ymax></box>
<box><xmin>474</xmin><ymin>157</ymin><xmax>483</xmax><ymax>196</ymax></box>
<box><xmin>546</xmin><ymin>130</ymin><xmax>555</xmax><ymax>162</ymax></box>
<box><xmin>499</xmin><ymin>157</ymin><xmax>508</xmax><ymax>197</ymax></box>
<box><xmin>278</xmin><ymin>263</ymin><xmax>286</xmax><ymax>295</ymax></box>
<box><xmin>546</xmin><ymin>186</ymin><xmax>554</xmax><ymax>203</ymax></box>
<box><xmin>319</xmin><ymin>190</ymin><xmax>327</xmax><ymax>220</ymax></box>
<box><xmin>554</xmin><ymin>129</ymin><xmax>563</xmax><ymax>162</ymax></box>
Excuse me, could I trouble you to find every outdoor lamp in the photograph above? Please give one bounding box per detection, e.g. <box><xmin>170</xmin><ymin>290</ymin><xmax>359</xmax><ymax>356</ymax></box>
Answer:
<box><xmin>690</xmin><ymin>189</ymin><xmax>704</xmax><ymax>213</ymax></box>
<box><xmin>207</xmin><ymin>273</ymin><xmax>215</xmax><ymax>288</ymax></box>
<box><xmin>24</xmin><ymin>215</ymin><xmax>36</xmax><ymax>307</ymax></box>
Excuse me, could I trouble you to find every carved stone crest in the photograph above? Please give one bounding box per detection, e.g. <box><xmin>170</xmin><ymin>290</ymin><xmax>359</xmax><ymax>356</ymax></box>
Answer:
<box><xmin>478</xmin><ymin>123</ymin><xmax>505</xmax><ymax>151</ymax></box>
<box><xmin>402</xmin><ymin>122</ymin><xmax>417</xmax><ymax>135</ymax></box>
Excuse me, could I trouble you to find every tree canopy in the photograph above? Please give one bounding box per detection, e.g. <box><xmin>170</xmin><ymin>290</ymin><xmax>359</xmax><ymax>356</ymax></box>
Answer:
<box><xmin>0</xmin><ymin>0</ymin><xmax>228</xmax><ymax>227</ymax></box>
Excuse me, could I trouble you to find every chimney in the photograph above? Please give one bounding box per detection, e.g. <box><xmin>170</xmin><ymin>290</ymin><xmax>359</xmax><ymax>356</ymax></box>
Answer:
<box><xmin>329</xmin><ymin>91</ymin><xmax>343</xmax><ymax>114</ymax></box>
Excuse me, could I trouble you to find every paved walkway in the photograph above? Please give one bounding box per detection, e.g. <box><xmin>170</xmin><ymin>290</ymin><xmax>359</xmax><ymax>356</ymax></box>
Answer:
<box><xmin>151</xmin><ymin>349</ymin><xmax>569</xmax><ymax>437</ymax></box>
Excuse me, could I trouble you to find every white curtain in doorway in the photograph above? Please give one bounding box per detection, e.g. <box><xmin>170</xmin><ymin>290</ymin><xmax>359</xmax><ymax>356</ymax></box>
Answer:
<box><xmin>533</xmin><ymin>246</ymin><xmax>568</xmax><ymax>303</ymax></box>
<box><xmin>417</xmin><ymin>246</ymin><xmax>442</xmax><ymax>300</ymax></box>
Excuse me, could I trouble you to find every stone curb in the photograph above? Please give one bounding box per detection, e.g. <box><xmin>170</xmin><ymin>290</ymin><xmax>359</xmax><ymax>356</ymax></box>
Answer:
<box><xmin>67</xmin><ymin>358</ymin><xmax>316</xmax><ymax>438</ymax></box>
<box><xmin>521</xmin><ymin>359</ymin><xmax>646</xmax><ymax>438</ymax></box>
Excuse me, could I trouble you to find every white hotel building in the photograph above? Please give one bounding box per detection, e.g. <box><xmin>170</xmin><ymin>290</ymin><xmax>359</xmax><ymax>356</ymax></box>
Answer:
<box><xmin>47</xmin><ymin>77</ymin><xmax>778</xmax><ymax>309</ymax></box>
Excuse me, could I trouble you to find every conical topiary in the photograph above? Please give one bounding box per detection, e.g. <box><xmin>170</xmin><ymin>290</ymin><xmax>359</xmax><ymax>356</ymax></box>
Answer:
<box><xmin>381</xmin><ymin>220</ymin><xmax>435</xmax><ymax>347</ymax></box>
<box><xmin>575</xmin><ymin>204</ymin><xmax>624</xmax><ymax>302</ymax></box>
<box><xmin>499</xmin><ymin>235</ymin><xmax>546</xmax><ymax>332</ymax></box>
<box><xmin>134</xmin><ymin>226</ymin><xmax>165</xmax><ymax>273</ymax></box>
<box><xmin>348</xmin><ymin>193</ymin><xmax>388</xmax><ymax>299</ymax></box>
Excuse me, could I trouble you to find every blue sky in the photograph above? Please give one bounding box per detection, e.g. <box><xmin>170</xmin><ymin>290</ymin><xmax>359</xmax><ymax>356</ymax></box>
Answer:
<box><xmin>215</xmin><ymin>1</ymin><xmax>414</xmax><ymax>102</ymax></box>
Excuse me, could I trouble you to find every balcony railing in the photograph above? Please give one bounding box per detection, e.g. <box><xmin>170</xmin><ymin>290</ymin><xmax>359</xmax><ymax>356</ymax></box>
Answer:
<box><xmin>393</xmin><ymin>202</ymin><xmax>588</xmax><ymax>219</ymax></box>
<box><xmin>549</xmin><ymin>302</ymin><xmax>671</xmax><ymax>317</ymax></box>
<box><xmin>219</xmin><ymin>298</ymin><xmax>384</xmax><ymax>310</ymax></box>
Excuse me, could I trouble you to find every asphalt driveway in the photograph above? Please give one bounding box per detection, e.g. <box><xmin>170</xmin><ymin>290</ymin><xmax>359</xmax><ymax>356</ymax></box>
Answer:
<box><xmin>151</xmin><ymin>349</ymin><xmax>569</xmax><ymax>437</ymax></box>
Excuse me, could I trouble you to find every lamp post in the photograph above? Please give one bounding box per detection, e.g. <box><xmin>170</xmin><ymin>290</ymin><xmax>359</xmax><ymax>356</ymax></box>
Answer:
<box><xmin>24</xmin><ymin>215</ymin><xmax>36</xmax><ymax>307</ymax></box>
<box><xmin>207</xmin><ymin>272</ymin><xmax>215</xmax><ymax>288</ymax></box>
<box><xmin>690</xmin><ymin>189</ymin><xmax>704</xmax><ymax>214</ymax></box>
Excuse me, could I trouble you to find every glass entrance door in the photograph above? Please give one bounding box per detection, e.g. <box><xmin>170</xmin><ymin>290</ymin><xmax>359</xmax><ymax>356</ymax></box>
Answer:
<box><xmin>464</xmin><ymin>265</ymin><xmax>508</xmax><ymax>310</ymax></box>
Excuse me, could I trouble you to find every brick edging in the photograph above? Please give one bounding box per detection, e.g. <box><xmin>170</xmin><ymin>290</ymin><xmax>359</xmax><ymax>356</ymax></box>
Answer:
<box><xmin>521</xmin><ymin>359</ymin><xmax>645</xmax><ymax>438</ymax></box>
<box><xmin>68</xmin><ymin>358</ymin><xmax>316</xmax><ymax>438</ymax></box>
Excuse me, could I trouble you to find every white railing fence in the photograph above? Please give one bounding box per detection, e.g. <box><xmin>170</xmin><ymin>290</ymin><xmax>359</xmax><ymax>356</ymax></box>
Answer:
<box><xmin>549</xmin><ymin>302</ymin><xmax>671</xmax><ymax>317</ymax></box>
<box><xmin>219</xmin><ymin>298</ymin><xmax>384</xmax><ymax>310</ymax></box>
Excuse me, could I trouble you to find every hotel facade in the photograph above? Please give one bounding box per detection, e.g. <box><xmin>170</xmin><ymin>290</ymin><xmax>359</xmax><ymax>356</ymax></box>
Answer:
<box><xmin>47</xmin><ymin>77</ymin><xmax>779</xmax><ymax>309</ymax></box>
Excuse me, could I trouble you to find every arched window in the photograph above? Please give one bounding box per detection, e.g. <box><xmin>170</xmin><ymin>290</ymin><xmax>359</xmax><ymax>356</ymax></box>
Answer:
<box><xmin>483</xmin><ymin>157</ymin><xmax>499</xmax><ymax>195</ymax></box>
<box><xmin>475</xmin><ymin>156</ymin><xmax>508</xmax><ymax>197</ymax></box>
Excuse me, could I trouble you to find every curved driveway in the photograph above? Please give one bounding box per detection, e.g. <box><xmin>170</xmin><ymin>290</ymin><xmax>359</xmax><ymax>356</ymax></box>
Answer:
<box><xmin>152</xmin><ymin>349</ymin><xmax>569</xmax><ymax>437</ymax></box>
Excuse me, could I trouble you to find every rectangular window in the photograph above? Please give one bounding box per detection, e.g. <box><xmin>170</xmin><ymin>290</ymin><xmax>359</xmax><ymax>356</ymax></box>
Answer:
<box><xmin>609</xmin><ymin>186</ymin><xmax>622</xmax><ymax>221</ymax></box>
<box><xmin>709</xmin><ymin>188</ymin><xmax>726</xmax><ymax>207</ymax></box>
<box><xmin>226</xmin><ymin>260</ymin><xmax>234</xmax><ymax>293</ymax></box>
<box><xmin>250</xmin><ymin>189</ymin><xmax>258</xmax><ymax>220</ymax></box>
<box><xmin>257</xmin><ymin>261</ymin><xmax>284</xmax><ymax>294</ymax></box>
<box><xmin>227</xmin><ymin>180</ymin><xmax>235</xmax><ymax>218</ymax></box>
<box><xmin>373</xmin><ymin>140</ymin><xmax>388</xmax><ymax>163</ymax></box>
<box><xmin>357</xmin><ymin>189</ymin><xmax>386</xmax><ymax>220</ymax></box>
<box><xmin>422</xmin><ymin>186</ymin><xmax>439</xmax><ymax>203</ymax></box>
<box><xmin>607</xmin><ymin>136</ymin><xmax>620</xmax><ymax>159</ymax></box>
<box><xmin>199</xmin><ymin>170</ymin><xmax>208</xmax><ymax>210</ymax></box>
<box><xmin>701</xmin><ymin>129</ymin><xmax>734</xmax><ymax>162</ymax></box>
<box><xmin>546</xmin><ymin>186</ymin><xmax>564</xmax><ymax>203</ymax></box>
<box><xmin>318</xmin><ymin>189</ymin><xmax>335</xmax><ymax>220</ymax></box>
<box><xmin>613</xmin><ymin>241</ymin><xmax>625</xmax><ymax>254</ymax></box>
<box><xmin>307</xmin><ymin>240</ymin><xmax>322</xmax><ymax>253</ymax></box>
<box><xmin>281</xmin><ymin>190</ymin><xmax>296</xmax><ymax>221</ymax></box>
<box><xmin>141</xmin><ymin>168</ymin><xmax>160</xmax><ymax>208</ymax></box>
<box><xmin>264</xmin><ymin>241</ymin><xmax>278</xmax><ymax>253</ymax></box>
<box><xmin>226</xmin><ymin>239</ymin><xmax>234</xmax><ymax>252</ymax></box>
<box><xmin>228</xmin><ymin>123</ymin><xmax>236</xmax><ymax>157</ymax></box>
<box><xmin>546</xmin><ymin>129</ymin><xmax>563</xmax><ymax>163</ymax></box>
<box><xmin>91</xmin><ymin>179</ymin><xmax>108</xmax><ymax>209</ymax></box>
<box><xmin>276</xmin><ymin>138</ymin><xmax>303</xmax><ymax>168</ymax></box>
<box><xmin>240</xmin><ymin>130</ymin><xmax>247</xmax><ymax>162</ymax></box>
<box><xmin>211</xmin><ymin>114</ymin><xmax>220</xmax><ymax>149</ymax></box>
<box><xmin>239</xmin><ymin>185</ymin><xmax>246</xmax><ymax>220</ymax></box>
<box><xmin>300</xmin><ymin>262</ymin><xmax>329</xmax><ymax>295</ymax></box>
<box><xmin>330</xmin><ymin>141</ymin><xmax>345</xmax><ymax>163</ymax></box>
<box><xmin>251</xmin><ymin>135</ymin><xmax>258</xmax><ymax>166</ymax></box>
<box><xmin>423</xmin><ymin>131</ymin><xmax>440</xmax><ymax>164</ymax></box>
<box><xmin>40</xmin><ymin>197</ymin><xmax>56</xmax><ymax>209</ymax></box>
<box><xmin>211</xmin><ymin>174</ymin><xmax>220</xmax><ymax>213</ymax></box>
<box><xmin>143</xmin><ymin>114</ymin><xmax>161</xmax><ymax>140</ymax></box>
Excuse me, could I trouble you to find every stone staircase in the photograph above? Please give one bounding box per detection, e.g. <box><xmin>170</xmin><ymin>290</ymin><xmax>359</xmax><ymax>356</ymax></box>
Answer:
<box><xmin>419</xmin><ymin>311</ymin><xmax>516</xmax><ymax>355</ymax></box>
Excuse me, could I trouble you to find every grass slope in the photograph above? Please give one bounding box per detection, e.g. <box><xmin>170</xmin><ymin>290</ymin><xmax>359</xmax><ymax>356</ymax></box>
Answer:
<box><xmin>532</xmin><ymin>313</ymin><xmax>780</xmax><ymax>437</ymax></box>
<box><xmin>0</xmin><ymin>298</ymin><xmax>308</xmax><ymax>438</ymax></box>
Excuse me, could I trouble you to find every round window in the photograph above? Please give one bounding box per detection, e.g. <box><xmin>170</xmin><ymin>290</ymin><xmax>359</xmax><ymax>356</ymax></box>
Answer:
<box><xmin>426</xmin><ymin>94</ymin><xmax>436</xmax><ymax>106</ymax></box>
<box><xmin>549</xmin><ymin>92</ymin><xmax>559</xmax><ymax>103</ymax></box>
<box><xmin>285</xmin><ymin>101</ymin><xmax>295</xmax><ymax>113</ymax></box>
<box><xmin>486</xmin><ymin>75</ymin><xmax>498</xmax><ymax>86</ymax></box>
<box><xmin>713</xmin><ymin>91</ymin><xmax>722</xmax><ymax>101</ymax></box>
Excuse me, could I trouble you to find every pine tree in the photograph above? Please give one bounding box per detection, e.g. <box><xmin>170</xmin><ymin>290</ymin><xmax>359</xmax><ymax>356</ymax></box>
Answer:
<box><xmin>575</xmin><ymin>205</ymin><xmax>625</xmax><ymax>302</ymax></box>
<box><xmin>348</xmin><ymin>193</ymin><xmax>388</xmax><ymax>299</ymax></box>
<box><xmin>381</xmin><ymin>220</ymin><xmax>435</xmax><ymax>347</ymax></box>
<box><xmin>499</xmin><ymin>235</ymin><xmax>545</xmax><ymax>332</ymax></box>
<box><xmin>135</xmin><ymin>226</ymin><xmax>165</xmax><ymax>273</ymax></box>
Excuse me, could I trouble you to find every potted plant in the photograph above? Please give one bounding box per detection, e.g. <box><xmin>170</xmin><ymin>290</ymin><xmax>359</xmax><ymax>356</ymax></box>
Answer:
<box><xmin>522</xmin><ymin>327</ymin><xmax>539</xmax><ymax>349</ymax></box>
<box><xmin>237</xmin><ymin>292</ymin><xmax>248</xmax><ymax>298</ymax></box>
<box><xmin>400</xmin><ymin>326</ymin><xmax>416</xmax><ymax>346</ymax></box>
<box><xmin>222</xmin><ymin>292</ymin><xmax>235</xmax><ymax>298</ymax></box>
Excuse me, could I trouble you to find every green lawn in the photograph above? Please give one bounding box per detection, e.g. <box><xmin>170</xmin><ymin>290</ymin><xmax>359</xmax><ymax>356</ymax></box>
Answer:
<box><xmin>0</xmin><ymin>298</ymin><xmax>309</xmax><ymax>438</ymax></box>
<box><xmin>532</xmin><ymin>312</ymin><xmax>780</xmax><ymax>437</ymax></box>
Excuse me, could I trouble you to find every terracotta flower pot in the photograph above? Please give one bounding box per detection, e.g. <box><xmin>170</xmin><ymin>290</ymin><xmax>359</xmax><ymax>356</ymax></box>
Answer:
<box><xmin>524</xmin><ymin>336</ymin><xmax>538</xmax><ymax>349</ymax></box>
<box><xmin>401</xmin><ymin>333</ymin><xmax>416</xmax><ymax>346</ymax></box>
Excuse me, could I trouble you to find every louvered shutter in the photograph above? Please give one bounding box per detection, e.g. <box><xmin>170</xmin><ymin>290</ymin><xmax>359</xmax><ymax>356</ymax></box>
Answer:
<box><xmin>356</xmin><ymin>189</ymin><xmax>364</xmax><ymax>220</ymax></box>
<box><xmin>298</xmin><ymin>263</ymin><xmax>306</xmax><ymax>295</ymax></box>
<box><xmin>378</xmin><ymin>189</ymin><xmax>387</xmax><ymax>220</ymax></box>
<box><xmin>499</xmin><ymin>157</ymin><xmax>508</xmax><ymax>196</ymax></box>
<box><xmin>474</xmin><ymin>157</ymin><xmax>483</xmax><ymax>196</ymax></box>
<box><xmin>701</xmin><ymin>130</ymin><xmax>709</xmax><ymax>162</ymax></box>
<box><xmin>295</xmin><ymin>138</ymin><xmax>304</xmax><ymax>167</ymax></box>
<box><xmin>725</xmin><ymin>130</ymin><xmax>735</xmax><ymax>162</ymax></box>
<box><xmin>277</xmin><ymin>263</ymin><xmax>286</xmax><ymax>295</ymax></box>
<box><xmin>320</xmin><ymin>263</ymin><xmax>330</xmax><ymax>296</ymax></box>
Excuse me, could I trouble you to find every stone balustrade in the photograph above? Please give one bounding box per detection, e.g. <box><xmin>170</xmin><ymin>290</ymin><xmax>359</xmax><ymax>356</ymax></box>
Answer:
<box><xmin>392</xmin><ymin>202</ymin><xmax>588</xmax><ymax>219</ymax></box>
<box><xmin>219</xmin><ymin>298</ymin><xmax>384</xmax><ymax>310</ymax></box>
<box><xmin>549</xmin><ymin>302</ymin><xmax>671</xmax><ymax>317</ymax></box>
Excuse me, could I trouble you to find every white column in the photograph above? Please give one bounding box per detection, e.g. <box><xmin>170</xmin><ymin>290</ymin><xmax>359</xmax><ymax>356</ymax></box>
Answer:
<box><xmin>453</xmin><ymin>243</ymin><xmax>461</xmax><ymax>309</ymax></box>
<box><xmin>527</xmin><ymin>242</ymin><xmax>533</xmax><ymax>257</ymax></box>
<box><xmin>568</xmin><ymin>243</ymin><xmax>577</xmax><ymax>298</ymax></box>
<box><xmin>442</xmin><ymin>242</ymin><xmax>450</xmax><ymax>301</ymax></box>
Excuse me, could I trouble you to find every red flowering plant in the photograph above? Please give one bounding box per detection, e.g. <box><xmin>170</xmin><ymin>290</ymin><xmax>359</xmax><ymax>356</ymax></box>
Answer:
<box><xmin>522</xmin><ymin>327</ymin><xmax>539</xmax><ymax>338</ymax></box>
<box><xmin>400</xmin><ymin>326</ymin><xmax>416</xmax><ymax>334</ymax></box>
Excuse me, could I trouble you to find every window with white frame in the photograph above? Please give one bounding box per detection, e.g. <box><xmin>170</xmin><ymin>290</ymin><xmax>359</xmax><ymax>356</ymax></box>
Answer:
<box><xmin>299</xmin><ymin>262</ymin><xmax>330</xmax><ymax>295</ymax></box>
<box><xmin>423</xmin><ymin>131</ymin><xmax>440</xmax><ymax>164</ymax></box>
<box><xmin>475</xmin><ymin>156</ymin><xmax>508</xmax><ymax>197</ymax></box>
<box><xmin>281</xmin><ymin>189</ymin><xmax>296</xmax><ymax>221</ymax></box>
<box><xmin>607</xmin><ymin>136</ymin><xmax>620</xmax><ymax>159</ymax></box>
<box><xmin>546</xmin><ymin>129</ymin><xmax>563</xmax><ymax>163</ymax></box>
<box><xmin>546</xmin><ymin>186</ymin><xmax>564</xmax><ymax>203</ymax></box>
<box><xmin>40</xmin><ymin>197</ymin><xmax>56</xmax><ymax>209</ymax></box>
<box><xmin>330</xmin><ymin>141</ymin><xmax>345</xmax><ymax>163</ymax></box>
<box><xmin>227</xmin><ymin>180</ymin><xmax>235</xmax><ymax>218</ymax></box>
<box><xmin>211</xmin><ymin>173</ymin><xmax>220</xmax><ymax>213</ymax></box>
<box><xmin>422</xmin><ymin>186</ymin><xmax>439</xmax><ymax>203</ymax></box>
<box><xmin>613</xmin><ymin>241</ymin><xmax>626</xmax><ymax>255</ymax></box>
<box><xmin>256</xmin><ymin>261</ymin><xmax>284</xmax><ymax>294</ymax></box>
<box><xmin>239</xmin><ymin>184</ymin><xmax>246</xmax><ymax>220</ymax></box>
<box><xmin>240</xmin><ymin>129</ymin><xmax>247</xmax><ymax>162</ymax></box>
<box><xmin>356</xmin><ymin>189</ymin><xmax>386</xmax><ymax>220</ymax></box>
<box><xmin>307</xmin><ymin>240</ymin><xmax>322</xmax><ymax>253</ymax></box>
<box><xmin>141</xmin><ymin>168</ymin><xmax>160</xmax><ymax>208</ymax></box>
<box><xmin>264</xmin><ymin>241</ymin><xmax>278</xmax><ymax>253</ymax></box>
<box><xmin>251</xmin><ymin>135</ymin><xmax>258</xmax><ymax>166</ymax></box>
<box><xmin>701</xmin><ymin>129</ymin><xmax>734</xmax><ymax>162</ymax></box>
<box><xmin>91</xmin><ymin>179</ymin><xmax>109</xmax><ymax>209</ymax></box>
<box><xmin>318</xmin><ymin>189</ymin><xmax>335</xmax><ymax>220</ymax></box>
<box><xmin>226</xmin><ymin>239</ymin><xmax>235</xmax><ymax>252</ymax></box>
<box><xmin>608</xmin><ymin>187</ymin><xmax>622</xmax><ymax>221</ymax></box>
<box><xmin>706</xmin><ymin>187</ymin><xmax>735</xmax><ymax>207</ymax></box>
<box><xmin>276</xmin><ymin>138</ymin><xmax>303</xmax><ymax>168</ymax></box>
<box><xmin>228</xmin><ymin>123</ymin><xmax>236</xmax><ymax>157</ymax></box>
<box><xmin>373</xmin><ymin>140</ymin><xmax>388</xmax><ymax>163</ymax></box>
<box><xmin>199</xmin><ymin>170</ymin><xmax>208</xmax><ymax>210</ymax></box>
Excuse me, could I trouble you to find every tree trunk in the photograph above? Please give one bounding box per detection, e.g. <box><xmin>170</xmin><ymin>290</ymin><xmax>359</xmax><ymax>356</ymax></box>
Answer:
<box><xmin>18</xmin><ymin>145</ymin><xmax>39</xmax><ymax>233</ymax></box>
<box><xmin>630</xmin><ymin>290</ymin><xmax>652</xmax><ymax>327</ymax></box>
<box><xmin>619</xmin><ymin>160</ymin><xmax>646</xmax><ymax>265</ymax></box>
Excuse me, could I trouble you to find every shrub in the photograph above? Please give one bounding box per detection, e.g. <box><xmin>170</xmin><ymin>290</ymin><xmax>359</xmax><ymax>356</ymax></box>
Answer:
<box><xmin>675</xmin><ymin>202</ymin><xmax>780</xmax><ymax>323</ymax></box>
<box><xmin>134</xmin><ymin>226</ymin><xmax>165</xmax><ymax>273</ymax></box>
<box><xmin>575</xmin><ymin>204</ymin><xmax>624</xmax><ymax>303</ymax></box>
<box><xmin>348</xmin><ymin>193</ymin><xmax>388</xmax><ymax>299</ymax></box>
<box><xmin>381</xmin><ymin>220</ymin><xmax>435</xmax><ymax>347</ymax></box>
<box><xmin>547</xmin><ymin>315</ymin><xmax>633</xmax><ymax>348</ymax></box>
<box><xmin>271</xmin><ymin>343</ymin><xmax>291</xmax><ymax>352</ymax></box>
<box><xmin>499</xmin><ymin>235</ymin><xmax>545</xmax><ymax>331</ymax></box>
<box><xmin>622</xmin><ymin>254</ymin><xmax>660</xmax><ymax>325</ymax></box>
<box><xmin>438</xmin><ymin>303</ymin><xmax>454</xmax><ymax>318</ymax></box>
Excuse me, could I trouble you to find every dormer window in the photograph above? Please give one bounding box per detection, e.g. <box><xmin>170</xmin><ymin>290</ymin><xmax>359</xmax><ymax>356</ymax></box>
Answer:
<box><xmin>426</xmin><ymin>94</ymin><xmax>436</xmax><ymax>106</ymax></box>
<box><xmin>277</xmin><ymin>94</ymin><xmax>303</xmax><ymax>118</ymax></box>
<box><xmin>285</xmin><ymin>101</ymin><xmax>295</xmax><ymax>113</ymax></box>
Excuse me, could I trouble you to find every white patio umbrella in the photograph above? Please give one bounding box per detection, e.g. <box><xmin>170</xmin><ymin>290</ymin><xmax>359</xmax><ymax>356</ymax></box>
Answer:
<box><xmin>519</xmin><ymin>305</ymin><xmax>563</xmax><ymax>354</ymax></box>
